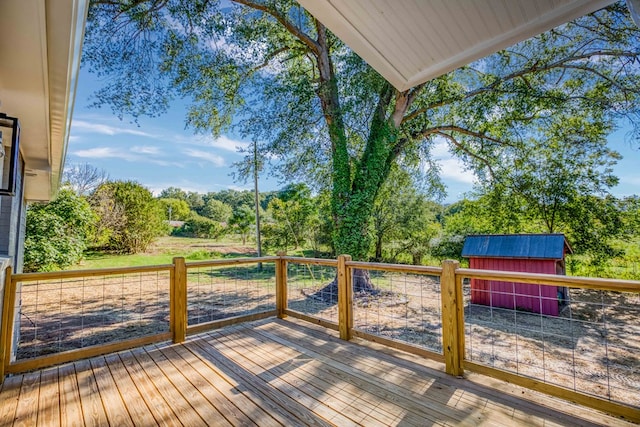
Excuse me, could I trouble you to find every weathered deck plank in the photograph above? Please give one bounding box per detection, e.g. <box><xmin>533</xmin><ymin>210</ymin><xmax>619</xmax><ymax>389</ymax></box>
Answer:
<box><xmin>0</xmin><ymin>318</ymin><xmax>636</xmax><ymax>427</ymax></box>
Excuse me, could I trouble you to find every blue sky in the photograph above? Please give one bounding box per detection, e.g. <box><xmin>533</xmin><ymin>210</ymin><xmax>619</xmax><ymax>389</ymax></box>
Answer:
<box><xmin>67</xmin><ymin>68</ymin><xmax>640</xmax><ymax>203</ymax></box>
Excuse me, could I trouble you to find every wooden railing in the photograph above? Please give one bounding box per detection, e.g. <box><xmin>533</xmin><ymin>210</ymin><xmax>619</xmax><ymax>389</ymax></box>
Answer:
<box><xmin>1</xmin><ymin>255</ymin><xmax>639</xmax><ymax>421</ymax></box>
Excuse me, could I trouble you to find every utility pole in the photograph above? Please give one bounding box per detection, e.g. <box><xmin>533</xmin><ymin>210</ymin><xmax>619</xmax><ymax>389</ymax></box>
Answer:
<box><xmin>253</xmin><ymin>141</ymin><xmax>263</xmax><ymax>269</ymax></box>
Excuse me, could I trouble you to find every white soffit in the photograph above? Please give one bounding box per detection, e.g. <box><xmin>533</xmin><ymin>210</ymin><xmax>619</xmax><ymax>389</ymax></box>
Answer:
<box><xmin>0</xmin><ymin>0</ymin><xmax>88</xmax><ymax>201</ymax></box>
<box><xmin>297</xmin><ymin>0</ymin><xmax>617</xmax><ymax>91</ymax></box>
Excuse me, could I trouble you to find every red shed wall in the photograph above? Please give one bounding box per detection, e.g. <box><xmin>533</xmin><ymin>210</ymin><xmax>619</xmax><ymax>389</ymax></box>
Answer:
<box><xmin>470</xmin><ymin>257</ymin><xmax>560</xmax><ymax>316</ymax></box>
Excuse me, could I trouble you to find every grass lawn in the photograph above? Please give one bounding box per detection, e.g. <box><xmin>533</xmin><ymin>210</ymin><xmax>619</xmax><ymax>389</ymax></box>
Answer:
<box><xmin>75</xmin><ymin>236</ymin><xmax>258</xmax><ymax>270</ymax></box>
<box><xmin>74</xmin><ymin>235</ymin><xmax>316</xmax><ymax>270</ymax></box>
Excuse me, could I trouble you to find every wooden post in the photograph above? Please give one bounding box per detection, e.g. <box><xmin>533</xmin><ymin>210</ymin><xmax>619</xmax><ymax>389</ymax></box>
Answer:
<box><xmin>171</xmin><ymin>257</ymin><xmax>187</xmax><ymax>343</ymax></box>
<box><xmin>337</xmin><ymin>254</ymin><xmax>353</xmax><ymax>341</ymax></box>
<box><xmin>276</xmin><ymin>251</ymin><xmax>287</xmax><ymax>318</ymax></box>
<box><xmin>1</xmin><ymin>266</ymin><xmax>14</xmax><ymax>383</ymax></box>
<box><xmin>441</xmin><ymin>259</ymin><xmax>464</xmax><ymax>376</ymax></box>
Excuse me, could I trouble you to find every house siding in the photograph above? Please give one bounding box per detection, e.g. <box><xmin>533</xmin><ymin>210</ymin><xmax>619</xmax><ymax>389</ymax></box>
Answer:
<box><xmin>0</xmin><ymin>154</ymin><xmax>25</xmax><ymax>272</ymax></box>
<box><xmin>0</xmin><ymin>155</ymin><xmax>25</xmax><ymax>363</ymax></box>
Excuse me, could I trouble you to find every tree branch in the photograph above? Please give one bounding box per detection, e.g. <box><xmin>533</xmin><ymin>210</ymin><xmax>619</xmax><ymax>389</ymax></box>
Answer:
<box><xmin>402</xmin><ymin>49</ymin><xmax>639</xmax><ymax>124</ymax></box>
<box><xmin>232</xmin><ymin>0</ymin><xmax>321</xmax><ymax>56</ymax></box>
<box><xmin>414</xmin><ymin>125</ymin><xmax>511</xmax><ymax>148</ymax></box>
<box><xmin>434</xmin><ymin>131</ymin><xmax>496</xmax><ymax>179</ymax></box>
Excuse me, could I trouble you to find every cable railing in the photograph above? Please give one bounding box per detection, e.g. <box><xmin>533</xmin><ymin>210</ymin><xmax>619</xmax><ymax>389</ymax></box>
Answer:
<box><xmin>1</xmin><ymin>255</ymin><xmax>638</xmax><ymax>421</ymax></box>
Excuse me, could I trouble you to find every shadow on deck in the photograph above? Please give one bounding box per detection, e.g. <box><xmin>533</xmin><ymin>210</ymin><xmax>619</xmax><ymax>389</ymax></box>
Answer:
<box><xmin>0</xmin><ymin>318</ymin><xmax>633</xmax><ymax>426</ymax></box>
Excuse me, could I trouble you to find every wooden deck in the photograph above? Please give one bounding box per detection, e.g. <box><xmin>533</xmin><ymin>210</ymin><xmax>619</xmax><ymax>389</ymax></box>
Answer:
<box><xmin>0</xmin><ymin>318</ymin><xmax>634</xmax><ymax>427</ymax></box>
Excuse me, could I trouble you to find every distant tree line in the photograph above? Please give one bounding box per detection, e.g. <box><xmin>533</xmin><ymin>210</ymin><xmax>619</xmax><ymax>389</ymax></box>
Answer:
<box><xmin>24</xmin><ymin>163</ymin><xmax>640</xmax><ymax>276</ymax></box>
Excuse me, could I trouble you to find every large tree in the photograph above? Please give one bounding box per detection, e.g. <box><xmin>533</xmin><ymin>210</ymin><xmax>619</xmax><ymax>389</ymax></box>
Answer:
<box><xmin>84</xmin><ymin>1</ymin><xmax>640</xmax><ymax>261</ymax></box>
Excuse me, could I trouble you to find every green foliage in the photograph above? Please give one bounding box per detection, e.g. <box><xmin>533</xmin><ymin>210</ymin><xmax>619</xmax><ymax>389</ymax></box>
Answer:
<box><xmin>262</xmin><ymin>185</ymin><xmax>313</xmax><ymax>251</ymax></box>
<box><xmin>24</xmin><ymin>189</ymin><xmax>97</xmax><ymax>272</ymax></box>
<box><xmin>175</xmin><ymin>214</ymin><xmax>225</xmax><ymax>239</ymax></box>
<box><xmin>206</xmin><ymin>190</ymin><xmax>255</xmax><ymax>212</ymax></box>
<box><xmin>159</xmin><ymin>187</ymin><xmax>205</xmax><ymax>213</ymax></box>
<box><xmin>229</xmin><ymin>205</ymin><xmax>255</xmax><ymax>245</ymax></box>
<box><xmin>201</xmin><ymin>198</ymin><xmax>233</xmax><ymax>223</ymax></box>
<box><xmin>91</xmin><ymin>181</ymin><xmax>166</xmax><ymax>253</ymax></box>
<box><xmin>619</xmin><ymin>196</ymin><xmax>640</xmax><ymax>237</ymax></box>
<box><xmin>84</xmin><ymin>1</ymin><xmax>640</xmax><ymax>261</ymax></box>
<box><xmin>157</xmin><ymin>198</ymin><xmax>191</xmax><ymax>221</ymax></box>
<box><xmin>371</xmin><ymin>170</ymin><xmax>441</xmax><ymax>264</ymax></box>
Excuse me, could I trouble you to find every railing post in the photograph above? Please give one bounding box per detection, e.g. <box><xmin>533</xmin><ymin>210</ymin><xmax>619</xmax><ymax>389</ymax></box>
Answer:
<box><xmin>441</xmin><ymin>259</ymin><xmax>464</xmax><ymax>376</ymax></box>
<box><xmin>276</xmin><ymin>251</ymin><xmax>287</xmax><ymax>318</ymax></box>
<box><xmin>171</xmin><ymin>257</ymin><xmax>187</xmax><ymax>343</ymax></box>
<box><xmin>337</xmin><ymin>254</ymin><xmax>353</xmax><ymax>341</ymax></box>
<box><xmin>1</xmin><ymin>266</ymin><xmax>15</xmax><ymax>384</ymax></box>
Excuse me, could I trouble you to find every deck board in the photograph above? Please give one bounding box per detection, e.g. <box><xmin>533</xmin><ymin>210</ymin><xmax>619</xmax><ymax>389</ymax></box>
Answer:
<box><xmin>75</xmin><ymin>358</ymin><xmax>109</xmax><ymax>427</ymax></box>
<box><xmin>0</xmin><ymin>317</ymin><xmax>636</xmax><ymax>426</ymax></box>
<box><xmin>0</xmin><ymin>372</ymin><xmax>22</xmax><ymax>425</ymax></box>
<box><xmin>117</xmin><ymin>349</ymin><xmax>182</xmax><ymax>427</ymax></box>
<box><xmin>58</xmin><ymin>363</ymin><xmax>83</xmax><ymax>427</ymax></box>
<box><xmin>88</xmin><ymin>357</ymin><xmax>130</xmax><ymax>426</ymax></box>
<box><xmin>14</xmin><ymin>371</ymin><xmax>40</xmax><ymax>426</ymax></box>
<box><xmin>37</xmin><ymin>367</ymin><xmax>60</xmax><ymax>426</ymax></box>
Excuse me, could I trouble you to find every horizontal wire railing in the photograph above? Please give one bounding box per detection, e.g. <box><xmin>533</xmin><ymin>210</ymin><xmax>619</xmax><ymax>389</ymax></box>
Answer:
<box><xmin>10</xmin><ymin>267</ymin><xmax>172</xmax><ymax>361</ymax></box>
<box><xmin>185</xmin><ymin>259</ymin><xmax>277</xmax><ymax>326</ymax></box>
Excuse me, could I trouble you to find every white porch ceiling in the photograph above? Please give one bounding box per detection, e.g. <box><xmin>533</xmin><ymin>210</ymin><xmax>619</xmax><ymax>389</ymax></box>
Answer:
<box><xmin>297</xmin><ymin>0</ymin><xmax>617</xmax><ymax>91</ymax></box>
<box><xmin>0</xmin><ymin>0</ymin><xmax>88</xmax><ymax>201</ymax></box>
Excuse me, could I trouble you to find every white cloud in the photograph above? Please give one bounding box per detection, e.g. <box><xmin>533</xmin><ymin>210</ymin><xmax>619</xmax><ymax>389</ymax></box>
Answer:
<box><xmin>72</xmin><ymin>120</ymin><xmax>156</xmax><ymax>138</ymax></box>
<box><xmin>131</xmin><ymin>146</ymin><xmax>161</xmax><ymax>155</ymax></box>
<box><xmin>431</xmin><ymin>139</ymin><xmax>451</xmax><ymax>158</ymax></box>
<box><xmin>73</xmin><ymin>147</ymin><xmax>136</xmax><ymax>160</ymax></box>
<box><xmin>183</xmin><ymin>149</ymin><xmax>226</xmax><ymax>166</ymax></box>
<box><xmin>429</xmin><ymin>137</ymin><xmax>477</xmax><ymax>184</ymax></box>
<box><xmin>175</xmin><ymin>134</ymin><xmax>249</xmax><ymax>152</ymax></box>
<box><xmin>623</xmin><ymin>176</ymin><xmax>640</xmax><ymax>185</ymax></box>
<box><xmin>72</xmin><ymin>146</ymin><xmax>183</xmax><ymax>168</ymax></box>
<box><xmin>438</xmin><ymin>158</ymin><xmax>476</xmax><ymax>184</ymax></box>
<box><xmin>210</xmin><ymin>135</ymin><xmax>250</xmax><ymax>152</ymax></box>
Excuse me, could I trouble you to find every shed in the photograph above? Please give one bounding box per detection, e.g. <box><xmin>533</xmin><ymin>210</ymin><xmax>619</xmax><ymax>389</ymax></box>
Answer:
<box><xmin>462</xmin><ymin>234</ymin><xmax>572</xmax><ymax>316</ymax></box>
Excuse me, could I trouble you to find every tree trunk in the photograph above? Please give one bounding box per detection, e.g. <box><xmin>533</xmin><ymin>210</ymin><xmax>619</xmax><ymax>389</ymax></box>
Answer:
<box><xmin>374</xmin><ymin>235</ymin><xmax>383</xmax><ymax>262</ymax></box>
<box><xmin>309</xmin><ymin>268</ymin><xmax>378</xmax><ymax>303</ymax></box>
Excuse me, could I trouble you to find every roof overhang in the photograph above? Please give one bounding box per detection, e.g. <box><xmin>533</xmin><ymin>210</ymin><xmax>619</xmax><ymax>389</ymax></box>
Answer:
<box><xmin>297</xmin><ymin>0</ymin><xmax>617</xmax><ymax>91</ymax></box>
<box><xmin>0</xmin><ymin>0</ymin><xmax>88</xmax><ymax>201</ymax></box>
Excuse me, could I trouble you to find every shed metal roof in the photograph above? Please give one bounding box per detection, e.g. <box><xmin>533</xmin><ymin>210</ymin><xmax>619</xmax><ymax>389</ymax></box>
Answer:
<box><xmin>461</xmin><ymin>234</ymin><xmax>572</xmax><ymax>260</ymax></box>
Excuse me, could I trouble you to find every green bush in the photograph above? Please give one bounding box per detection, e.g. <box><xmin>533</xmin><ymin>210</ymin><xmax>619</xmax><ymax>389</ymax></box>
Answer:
<box><xmin>91</xmin><ymin>181</ymin><xmax>166</xmax><ymax>253</ymax></box>
<box><xmin>24</xmin><ymin>189</ymin><xmax>97</xmax><ymax>272</ymax></box>
<box><xmin>175</xmin><ymin>214</ymin><xmax>225</xmax><ymax>239</ymax></box>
